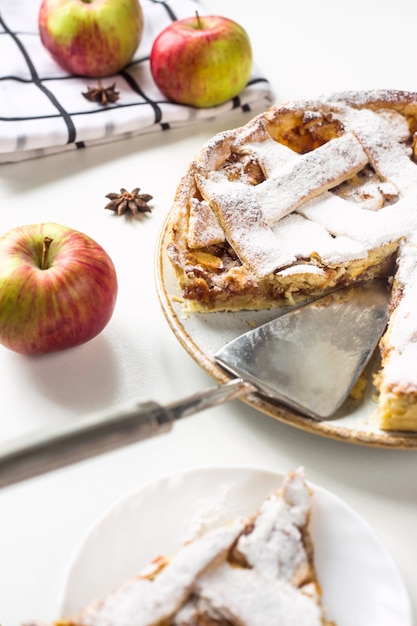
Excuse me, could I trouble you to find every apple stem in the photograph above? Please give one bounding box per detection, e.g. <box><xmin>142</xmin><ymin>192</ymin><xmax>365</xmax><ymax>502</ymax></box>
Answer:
<box><xmin>195</xmin><ymin>10</ymin><xmax>202</xmax><ymax>29</ymax></box>
<box><xmin>41</xmin><ymin>236</ymin><xmax>53</xmax><ymax>270</ymax></box>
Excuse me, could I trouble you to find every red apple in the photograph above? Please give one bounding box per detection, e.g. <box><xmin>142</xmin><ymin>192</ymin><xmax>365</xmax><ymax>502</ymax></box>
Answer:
<box><xmin>150</xmin><ymin>14</ymin><xmax>253</xmax><ymax>108</ymax></box>
<box><xmin>38</xmin><ymin>0</ymin><xmax>144</xmax><ymax>78</ymax></box>
<box><xmin>0</xmin><ymin>223</ymin><xmax>118</xmax><ymax>355</ymax></box>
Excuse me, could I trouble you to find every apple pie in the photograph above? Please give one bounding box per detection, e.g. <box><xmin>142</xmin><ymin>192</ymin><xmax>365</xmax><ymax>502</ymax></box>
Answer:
<box><xmin>26</xmin><ymin>468</ymin><xmax>334</xmax><ymax>626</ymax></box>
<box><xmin>166</xmin><ymin>89</ymin><xmax>417</xmax><ymax>431</ymax></box>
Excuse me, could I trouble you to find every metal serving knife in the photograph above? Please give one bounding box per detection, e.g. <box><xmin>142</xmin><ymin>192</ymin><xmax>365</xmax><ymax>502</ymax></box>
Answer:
<box><xmin>0</xmin><ymin>280</ymin><xmax>390</xmax><ymax>488</ymax></box>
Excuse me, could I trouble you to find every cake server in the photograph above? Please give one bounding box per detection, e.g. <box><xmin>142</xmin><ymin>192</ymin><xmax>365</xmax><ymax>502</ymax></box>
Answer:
<box><xmin>0</xmin><ymin>279</ymin><xmax>390</xmax><ymax>488</ymax></box>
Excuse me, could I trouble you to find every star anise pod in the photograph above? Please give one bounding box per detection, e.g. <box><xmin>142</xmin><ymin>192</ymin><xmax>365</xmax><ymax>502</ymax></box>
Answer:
<box><xmin>82</xmin><ymin>81</ymin><xmax>120</xmax><ymax>106</ymax></box>
<box><xmin>105</xmin><ymin>188</ymin><xmax>153</xmax><ymax>216</ymax></box>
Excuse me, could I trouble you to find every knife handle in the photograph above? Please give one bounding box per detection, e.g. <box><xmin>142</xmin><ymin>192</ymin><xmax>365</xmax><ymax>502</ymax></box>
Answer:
<box><xmin>0</xmin><ymin>400</ymin><xmax>172</xmax><ymax>489</ymax></box>
<box><xmin>0</xmin><ymin>379</ymin><xmax>253</xmax><ymax>489</ymax></box>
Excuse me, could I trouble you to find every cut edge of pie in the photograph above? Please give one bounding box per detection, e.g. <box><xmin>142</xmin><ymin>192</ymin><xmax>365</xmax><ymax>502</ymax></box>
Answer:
<box><xmin>165</xmin><ymin>89</ymin><xmax>417</xmax><ymax>432</ymax></box>
<box><xmin>25</xmin><ymin>468</ymin><xmax>335</xmax><ymax>626</ymax></box>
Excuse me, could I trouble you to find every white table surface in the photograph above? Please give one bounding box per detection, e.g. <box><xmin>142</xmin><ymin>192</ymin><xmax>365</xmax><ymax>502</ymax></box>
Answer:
<box><xmin>1</xmin><ymin>0</ymin><xmax>417</xmax><ymax>624</ymax></box>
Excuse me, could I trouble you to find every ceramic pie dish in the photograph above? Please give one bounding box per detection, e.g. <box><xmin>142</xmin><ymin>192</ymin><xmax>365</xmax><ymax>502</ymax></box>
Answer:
<box><xmin>157</xmin><ymin>90</ymin><xmax>417</xmax><ymax>446</ymax></box>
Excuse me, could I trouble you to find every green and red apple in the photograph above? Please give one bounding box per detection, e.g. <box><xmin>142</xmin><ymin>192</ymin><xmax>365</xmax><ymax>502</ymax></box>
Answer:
<box><xmin>150</xmin><ymin>14</ymin><xmax>253</xmax><ymax>108</ymax></box>
<box><xmin>0</xmin><ymin>223</ymin><xmax>118</xmax><ymax>355</ymax></box>
<box><xmin>38</xmin><ymin>0</ymin><xmax>144</xmax><ymax>77</ymax></box>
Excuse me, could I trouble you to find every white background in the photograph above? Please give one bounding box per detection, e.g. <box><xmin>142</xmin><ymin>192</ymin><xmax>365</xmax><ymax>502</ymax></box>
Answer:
<box><xmin>1</xmin><ymin>0</ymin><xmax>416</xmax><ymax>624</ymax></box>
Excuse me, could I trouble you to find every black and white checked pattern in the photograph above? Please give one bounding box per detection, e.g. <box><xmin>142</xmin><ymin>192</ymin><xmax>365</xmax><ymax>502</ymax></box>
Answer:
<box><xmin>0</xmin><ymin>0</ymin><xmax>274</xmax><ymax>163</ymax></box>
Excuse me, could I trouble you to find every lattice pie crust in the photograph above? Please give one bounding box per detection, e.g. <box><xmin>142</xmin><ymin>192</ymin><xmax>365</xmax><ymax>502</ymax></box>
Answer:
<box><xmin>166</xmin><ymin>90</ymin><xmax>417</xmax><ymax>431</ymax></box>
<box><xmin>30</xmin><ymin>469</ymin><xmax>333</xmax><ymax>626</ymax></box>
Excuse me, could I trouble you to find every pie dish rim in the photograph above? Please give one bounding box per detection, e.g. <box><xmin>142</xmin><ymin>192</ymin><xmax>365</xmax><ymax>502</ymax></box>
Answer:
<box><xmin>155</xmin><ymin>213</ymin><xmax>417</xmax><ymax>449</ymax></box>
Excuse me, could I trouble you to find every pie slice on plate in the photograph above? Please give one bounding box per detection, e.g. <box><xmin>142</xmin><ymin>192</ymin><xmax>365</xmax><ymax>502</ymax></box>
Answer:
<box><xmin>165</xmin><ymin>90</ymin><xmax>417</xmax><ymax>431</ymax></box>
<box><xmin>25</xmin><ymin>469</ymin><xmax>334</xmax><ymax>626</ymax></box>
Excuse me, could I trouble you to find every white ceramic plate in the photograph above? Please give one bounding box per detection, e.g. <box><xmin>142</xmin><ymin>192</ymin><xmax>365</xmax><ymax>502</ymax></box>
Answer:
<box><xmin>155</xmin><ymin>217</ymin><xmax>417</xmax><ymax>449</ymax></box>
<box><xmin>58</xmin><ymin>466</ymin><xmax>411</xmax><ymax>626</ymax></box>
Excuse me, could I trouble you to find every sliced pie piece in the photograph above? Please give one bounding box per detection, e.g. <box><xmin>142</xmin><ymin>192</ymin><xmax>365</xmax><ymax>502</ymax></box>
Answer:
<box><xmin>26</xmin><ymin>469</ymin><xmax>334</xmax><ymax>626</ymax></box>
<box><xmin>165</xmin><ymin>90</ymin><xmax>417</xmax><ymax>431</ymax></box>
<box><xmin>374</xmin><ymin>235</ymin><xmax>417</xmax><ymax>430</ymax></box>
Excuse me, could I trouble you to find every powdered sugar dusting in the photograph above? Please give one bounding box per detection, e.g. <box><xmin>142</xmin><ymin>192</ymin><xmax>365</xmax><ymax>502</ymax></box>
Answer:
<box><xmin>82</xmin><ymin>521</ymin><xmax>244</xmax><ymax>626</ymax></box>
<box><xmin>271</xmin><ymin>212</ymin><xmax>367</xmax><ymax>264</ymax></box>
<box><xmin>336</xmin><ymin>106</ymin><xmax>417</xmax><ymax>195</ymax></box>
<box><xmin>187</xmin><ymin>198</ymin><xmax>225</xmax><ymax>248</ymax></box>
<box><xmin>378</xmin><ymin>239</ymin><xmax>417</xmax><ymax>389</ymax></box>
<box><xmin>255</xmin><ymin>132</ymin><xmax>368</xmax><ymax>223</ymax></box>
<box><xmin>194</xmin><ymin>106</ymin><xmax>417</xmax><ymax>278</ymax></box>
<box><xmin>195</xmin><ymin>563</ymin><xmax>323</xmax><ymax>626</ymax></box>
<box><xmin>197</xmin><ymin>173</ymin><xmax>296</xmax><ymax>275</ymax></box>
<box><xmin>172</xmin><ymin>469</ymin><xmax>325</xmax><ymax>626</ymax></box>
<box><xmin>236</xmin><ymin>468</ymin><xmax>310</xmax><ymax>583</ymax></box>
<box><xmin>246</xmin><ymin>136</ymin><xmax>299</xmax><ymax>176</ymax></box>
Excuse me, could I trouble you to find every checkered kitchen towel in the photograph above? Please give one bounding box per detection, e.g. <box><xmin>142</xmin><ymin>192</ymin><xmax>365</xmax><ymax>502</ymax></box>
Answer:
<box><xmin>0</xmin><ymin>0</ymin><xmax>275</xmax><ymax>163</ymax></box>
